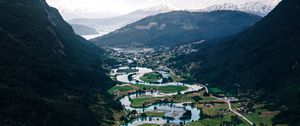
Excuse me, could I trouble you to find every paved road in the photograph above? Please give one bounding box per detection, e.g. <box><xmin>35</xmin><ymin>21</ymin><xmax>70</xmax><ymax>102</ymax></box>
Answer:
<box><xmin>201</xmin><ymin>84</ymin><xmax>209</xmax><ymax>93</ymax></box>
<box><xmin>197</xmin><ymin>83</ymin><xmax>254</xmax><ymax>125</ymax></box>
<box><xmin>226</xmin><ymin>100</ymin><xmax>254</xmax><ymax>125</ymax></box>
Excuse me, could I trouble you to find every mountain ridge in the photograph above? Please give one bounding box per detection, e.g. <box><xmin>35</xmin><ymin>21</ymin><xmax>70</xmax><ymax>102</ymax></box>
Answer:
<box><xmin>69</xmin><ymin>2</ymin><xmax>277</xmax><ymax>37</ymax></box>
<box><xmin>196</xmin><ymin>1</ymin><xmax>276</xmax><ymax>16</ymax></box>
<box><xmin>68</xmin><ymin>4</ymin><xmax>176</xmax><ymax>37</ymax></box>
<box><xmin>91</xmin><ymin>10</ymin><xmax>261</xmax><ymax>47</ymax></box>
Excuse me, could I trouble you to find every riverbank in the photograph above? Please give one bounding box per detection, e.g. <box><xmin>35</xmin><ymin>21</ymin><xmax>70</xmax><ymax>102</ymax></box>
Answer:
<box><xmin>109</xmin><ymin>66</ymin><xmax>282</xmax><ymax>126</ymax></box>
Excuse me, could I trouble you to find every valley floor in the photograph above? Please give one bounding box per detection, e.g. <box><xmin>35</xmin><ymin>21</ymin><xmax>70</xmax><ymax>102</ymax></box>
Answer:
<box><xmin>104</xmin><ymin>47</ymin><xmax>287</xmax><ymax>126</ymax></box>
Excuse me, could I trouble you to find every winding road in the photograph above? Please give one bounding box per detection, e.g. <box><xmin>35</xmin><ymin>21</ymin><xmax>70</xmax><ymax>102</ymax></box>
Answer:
<box><xmin>197</xmin><ymin>84</ymin><xmax>254</xmax><ymax>125</ymax></box>
<box><xmin>226</xmin><ymin>100</ymin><xmax>254</xmax><ymax>125</ymax></box>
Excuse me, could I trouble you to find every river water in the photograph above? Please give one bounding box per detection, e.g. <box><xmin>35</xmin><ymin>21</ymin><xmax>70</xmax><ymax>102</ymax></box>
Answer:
<box><xmin>112</xmin><ymin>67</ymin><xmax>203</xmax><ymax>126</ymax></box>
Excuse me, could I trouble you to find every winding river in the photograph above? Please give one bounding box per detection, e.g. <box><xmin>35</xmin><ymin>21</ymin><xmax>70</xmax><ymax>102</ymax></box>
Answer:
<box><xmin>112</xmin><ymin>67</ymin><xmax>203</xmax><ymax>126</ymax></box>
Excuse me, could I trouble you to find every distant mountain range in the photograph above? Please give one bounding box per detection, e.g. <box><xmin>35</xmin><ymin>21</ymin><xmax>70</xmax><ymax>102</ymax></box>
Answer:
<box><xmin>172</xmin><ymin>0</ymin><xmax>300</xmax><ymax>125</ymax></box>
<box><xmin>91</xmin><ymin>10</ymin><xmax>261</xmax><ymax>47</ymax></box>
<box><xmin>71</xmin><ymin>24</ymin><xmax>98</xmax><ymax>35</ymax></box>
<box><xmin>197</xmin><ymin>2</ymin><xmax>276</xmax><ymax>16</ymax></box>
<box><xmin>68</xmin><ymin>2</ymin><xmax>275</xmax><ymax>38</ymax></box>
<box><xmin>69</xmin><ymin>4</ymin><xmax>176</xmax><ymax>38</ymax></box>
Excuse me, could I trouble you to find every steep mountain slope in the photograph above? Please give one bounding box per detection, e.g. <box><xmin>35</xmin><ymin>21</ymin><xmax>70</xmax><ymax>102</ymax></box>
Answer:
<box><xmin>0</xmin><ymin>0</ymin><xmax>115</xmax><ymax>126</ymax></box>
<box><xmin>71</xmin><ymin>24</ymin><xmax>98</xmax><ymax>35</ymax></box>
<box><xmin>173</xmin><ymin>0</ymin><xmax>300</xmax><ymax>124</ymax></box>
<box><xmin>69</xmin><ymin>4</ymin><xmax>176</xmax><ymax>37</ymax></box>
<box><xmin>92</xmin><ymin>10</ymin><xmax>261</xmax><ymax>47</ymax></box>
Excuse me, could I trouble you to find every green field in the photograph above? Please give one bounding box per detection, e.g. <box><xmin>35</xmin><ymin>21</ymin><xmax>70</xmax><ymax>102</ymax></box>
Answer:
<box><xmin>208</xmin><ymin>87</ymin><xmax>224</xmax><ymax>94</ymax></box>
<box><xmin>108</xmin><ymin>84</ymin><xmax>188</xmax><ymax>97</ymax></box>
<box><xmin>111</xmin><ymin>84</ymin><xmax>283</xmax><ymax>126</ymax></box>
<box><xmin>187</xmin><ymin>120</ymin><xmax>248</xmax><ymax>126</ymax></box>
<box><xmin>170</xmin><ymin>93</ymin><xmax>196</xmax><ymax>103</ymax></box>
<box><xmin>171</xmin><ymin>74</ymin><xmax>183</xmax><ymax>82</ymax></box>
<box><xmin>197</xmin><ymin>103</ymin><xmax>228</xmax><ymax>116</ymax></box>
<box><xmin>140</xmin><ymin>72</ymin><xmax>163</xmax><ymax>83</ymax></box>
<box><xmin>138</xmin><ymin>124</ymin><xmax>159</xmax><ymax>126</ymax></box>
<box><xmin>243</xmin><ymin>105</ymin><xmax>279</xmax><ymax>126</ymax></box>
<box><xmin>108</xmin><ymin>85</ymin><xmax>134</xmax><ymax>94</ymax></box>
<box><xmin>187</xmin><ymin>112</ymin><xmax>248</xmax><ymax>126</ymax></box>
<box><xmin>187</xmin><ymin>118</ymin><xmax>230</xmax><ymax>126</ymax></box>
<box><xmin>131</xmin><ymin>97</ymin><xmax>153</xmax><ymax>107</ymax></box>
<box><xmin>135</xmin><ymin>84</ymin><xmax>188</xmax><ymax>93</ymax></box>
<box><xmin>145</xmin><ymin>111</ymin><xmax>165</xmax><ymax>117</ymax></box>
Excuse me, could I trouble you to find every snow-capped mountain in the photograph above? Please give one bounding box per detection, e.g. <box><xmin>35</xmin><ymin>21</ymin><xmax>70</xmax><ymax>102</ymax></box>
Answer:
<box><xmin>91</xmin><ymin>10</ymin><xmax>261</xmax><ymax>47</ymax></box>
<box><xmin>199</xmin><ymin>2</ymin><xmax>277</xmax><ymax>16</ymax></box>
<box><xmin>138</xmin><ymin>4</ymin><xmax>177</xmax><ymax>13</ymax></box>
<box><xmin>239</xmin><ymin>2</ymin><xmax>275</xmax><ymax>16</ymax></box>
<box><xmin>68</xmin><ymin>2</ymin><xmax>278</xmax><ymax>39</ymax></box>
<box><xmin>117</xmin><ymin>4</ymin><xmax>177</xmax><ymax>22</ymax></box>
<box><xmin>69</xmin><ymin>4</ymin><xmax>177</xmax><ymax>39</ymax></box>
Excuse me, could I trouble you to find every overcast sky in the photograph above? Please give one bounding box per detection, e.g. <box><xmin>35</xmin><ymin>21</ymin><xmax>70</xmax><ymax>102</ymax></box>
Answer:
<box><xmin>46</xmin><ymin>0</ymin><xmax>280</xmax><ymax>19</ymax></box>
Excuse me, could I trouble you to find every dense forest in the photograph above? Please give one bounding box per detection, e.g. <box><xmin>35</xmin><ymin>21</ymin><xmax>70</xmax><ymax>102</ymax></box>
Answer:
<box><xmin>171</xmin><ymin>0</ymin><xmax>300</xmax><ymax>125</ymax></box>
<box><xmin>92</xmin><ymin>10</ymin><xmax>261</xmax><ymax>47</ymax></box>
<box><xmin>0</xmin><ymin>0</ymin><xmax>116</xmax><ymax>126</ymax></box>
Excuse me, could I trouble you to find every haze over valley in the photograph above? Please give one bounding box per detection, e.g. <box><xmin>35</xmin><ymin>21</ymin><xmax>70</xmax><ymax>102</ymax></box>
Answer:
<box><xmin>47</xmin><ymin>0</ymin><xmax>280</xmax><ymax>39</ymax></box>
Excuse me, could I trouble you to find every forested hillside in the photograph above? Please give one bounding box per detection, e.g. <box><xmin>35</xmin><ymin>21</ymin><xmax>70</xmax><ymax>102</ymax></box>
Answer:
<box><xmin>92</xmin><ymin>10</ymin><xmax>261</xmax><ymax>47</ymax></box>
<box><xmin>172</xmin><ymin>0</ymin><xmax>300</xmax><ymax>125</ymax></box>
<box><xmin>0</xmin><ymin>0</ymin><xmax>115</xmax><ymax>126</ymax></box>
